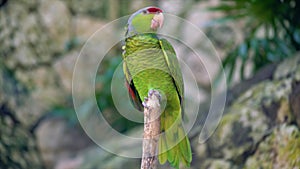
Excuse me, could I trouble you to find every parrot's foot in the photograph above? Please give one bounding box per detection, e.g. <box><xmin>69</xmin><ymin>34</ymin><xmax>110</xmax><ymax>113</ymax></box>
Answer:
<box><xmin>142</xmin><ymin>89</ymin><xmax>161</xmax><ymax>109</ymax></box>
<box><xmin>148</xmin><ymin>89</ymin><xmax>158</xmax><ymax>96</ymax></box>
<box><xmin>148</xmin><ymin>89</ymin><xmax>161</xmax><ymax>101</ymax></box>
<box><xmin>148</xmin><ymin>89</ymin><xmax>155</xmax><ymax>96</ymax></box>
<box><xmin>142</xmin><ymin>97</ymin><xmax>149</xmax><ymax>109</ymax></box>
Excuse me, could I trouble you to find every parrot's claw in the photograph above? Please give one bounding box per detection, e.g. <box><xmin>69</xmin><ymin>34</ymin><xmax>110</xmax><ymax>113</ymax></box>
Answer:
<box><xmin>148</xmin><ymin>89</ymin><xmax>161</xmax><ymax>101</ymax></box>
<box><xmin>148</xmin><ymin>89</ymin><xmax>154</xmax><ymax>96</ymax></box>
<box><xmin>142</xmin><ymin>97</ymin><xmax>149</xmax><ymax>109</ymax></box>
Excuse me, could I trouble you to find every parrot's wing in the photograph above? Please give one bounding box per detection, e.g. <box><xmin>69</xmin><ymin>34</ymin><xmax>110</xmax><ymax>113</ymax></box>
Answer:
<box><xmin>123</xmin><ymin>61</ymin><xmax>143</xmax><ymax>111</ymax></box>
<box><xmin>159</xmin><ymin>38</ymin><xmax>184</xmax><ymax>102</ymax></box>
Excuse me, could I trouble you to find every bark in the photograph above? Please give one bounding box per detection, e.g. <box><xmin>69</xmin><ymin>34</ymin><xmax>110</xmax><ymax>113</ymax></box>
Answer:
<box><xmin>141</xmin><ymin>90</ymin><xmax>161</xmax><ymax>169</ymax></box>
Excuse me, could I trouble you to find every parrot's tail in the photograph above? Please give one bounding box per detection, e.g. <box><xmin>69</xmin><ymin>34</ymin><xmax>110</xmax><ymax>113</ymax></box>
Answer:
<box><xmin>158</xmin><ymin>110</ymin><xmax>192</xmax><ymax>168</ymax></box>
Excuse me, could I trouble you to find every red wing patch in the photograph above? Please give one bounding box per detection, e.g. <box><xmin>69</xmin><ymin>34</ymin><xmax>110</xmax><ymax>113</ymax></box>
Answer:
<box><xmin>125</xmin><ymin>80</ymin><xmax>143</xmax><ymax>111</ymax></box>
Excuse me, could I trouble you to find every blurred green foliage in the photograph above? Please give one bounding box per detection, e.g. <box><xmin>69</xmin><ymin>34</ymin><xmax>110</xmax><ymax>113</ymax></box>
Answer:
<box><xmin>211</xmin><ymin>0</ymin><xmax>300</xmax><ymax>83</ymax></box>
<box><xmin>49</xmin><ymin>53</ymin><xmax>141</xmax><ymax>133</ymax></box>
<box><xmin>48</xmin><ymin>100</ymin><xmax>78</xmax><ymax>126</ymax></box>
<box><xmin>96</xmin><ymin>56</ymin><xmax>121</xmax><ymax>110</ymax></box>
<box><xmin>95</xmin><ymin>51</ymin><xmax>141</xmax><ymax>133</ymax></box>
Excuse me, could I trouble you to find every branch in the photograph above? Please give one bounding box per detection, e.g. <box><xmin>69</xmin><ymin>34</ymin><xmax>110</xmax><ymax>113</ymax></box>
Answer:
<box><xmin>141</xmin><ymin>90</ymin><xmax>161</xmax><ymax>169</ymax></box>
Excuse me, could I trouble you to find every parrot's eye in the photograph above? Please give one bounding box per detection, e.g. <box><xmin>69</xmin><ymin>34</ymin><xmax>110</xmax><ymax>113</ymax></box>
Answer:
<box><xmin>142</xmin><ymin>10</ymin><xmax>147</xmax><ymax>14</ymax></box>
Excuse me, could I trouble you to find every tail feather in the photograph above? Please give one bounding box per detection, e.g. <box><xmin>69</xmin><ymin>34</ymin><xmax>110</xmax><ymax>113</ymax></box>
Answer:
<box><xmin>158</xmin><ymin>136</ymin><xmax>168</xmax><ymax>164</ymax></box>
<box><xmin>167</xmin><ymin>136</ymin><xmax>176</xmax><ymax>164</ymax></box>
<box><xmin>180</xmin><ymin>151</ymin><xmax>190</xmax><ymax>167</ymax></box>
<box><xmin>179</xmin><ymin>127</ymin><xmax>192</xmax><ymax>163</ymax></box>
<box><xmin>172</xmin><ymin>145</ymin><xmax>179</xmax><ymax>168</ymax></box>
<box><xmin>158</xmin><ymin>110</ymin><xmax>192</xmax><ymax>168</ymax></box>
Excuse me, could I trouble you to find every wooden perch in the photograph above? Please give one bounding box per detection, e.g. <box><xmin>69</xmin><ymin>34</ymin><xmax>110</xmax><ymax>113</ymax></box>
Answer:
<box><xmin>141</xmin><ymin>90</ymin><xmax>161</xmax><ymax>169</ymax></box>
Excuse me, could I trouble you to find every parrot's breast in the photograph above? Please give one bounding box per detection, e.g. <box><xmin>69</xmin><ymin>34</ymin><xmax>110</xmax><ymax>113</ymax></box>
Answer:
<box><xmin>124</xmin><ymin>34</ymin><xmax>180</xmax><ymax>107</ymax></box>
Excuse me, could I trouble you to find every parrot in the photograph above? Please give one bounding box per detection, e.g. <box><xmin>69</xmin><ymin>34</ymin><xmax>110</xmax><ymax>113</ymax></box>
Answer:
<box><xmin>122</xmin><ymin>6</ymin><xmax>192</xmax><ymax>168</ymax></box>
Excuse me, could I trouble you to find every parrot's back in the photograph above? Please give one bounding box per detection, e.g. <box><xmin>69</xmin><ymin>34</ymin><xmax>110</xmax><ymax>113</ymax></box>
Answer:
<box><xmin>123</xmin><ymin>33</ymin><xmax>192</xmax><ymax>168</ymax></box>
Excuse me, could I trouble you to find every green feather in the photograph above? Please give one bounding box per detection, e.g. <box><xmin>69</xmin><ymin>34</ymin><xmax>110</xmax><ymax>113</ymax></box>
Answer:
<box><xmin>158</xmin><ymin>136</ymin><xmax>168</xmax><ymax>164</ymax></box>
<box><xmin>179</xmin><ymin>126</ymin><xmax>192</xmax><ymax>163</ymax></box>
<box><xmin>159</xmin><ymin>39</ymin><xmax>184</xmax><ymax>101</ymax></box>
<box><xmin>172</xmin><ymin>145</ymin><xmax>179</xmax><ymax>168</ymax></box>
<box><xmin>130</xmin><ymin>13</ymin><xmax>156</xmax><ymax>35</ymax></box>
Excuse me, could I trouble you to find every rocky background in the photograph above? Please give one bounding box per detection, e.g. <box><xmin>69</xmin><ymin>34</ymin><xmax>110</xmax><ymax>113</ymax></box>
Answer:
<box><xmin>0</xmin><ymin>0</ymin><xmax>299</xmax><ymax>169</ymax></box>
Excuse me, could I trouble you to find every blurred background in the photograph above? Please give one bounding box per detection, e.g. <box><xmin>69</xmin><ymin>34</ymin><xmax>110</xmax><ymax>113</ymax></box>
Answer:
<box><xmin>0</xmin><ymin>0</ymin><xmax>299</xmax><ymax>169</ymax></box>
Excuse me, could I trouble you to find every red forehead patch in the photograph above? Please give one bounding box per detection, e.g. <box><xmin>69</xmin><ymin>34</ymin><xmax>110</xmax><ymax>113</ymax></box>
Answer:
<box><xmin>147</xmin><ymin>7</ymin><xmax>163</xmax><ymax>13</ymax></box>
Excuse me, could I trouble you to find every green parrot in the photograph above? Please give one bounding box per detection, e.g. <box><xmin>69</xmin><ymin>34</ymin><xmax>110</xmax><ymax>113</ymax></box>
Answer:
<box><xmin>122</xmin><ymin>6</ymin><xmax>192</xmax><ymax>168</ymax></box>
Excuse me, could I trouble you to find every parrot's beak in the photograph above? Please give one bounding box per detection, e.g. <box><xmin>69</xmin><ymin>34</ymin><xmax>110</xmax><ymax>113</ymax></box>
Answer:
<box><xmin>151</xmin><ymin>12</ymin><xmax>164</xmax><ymax>30</ymax></box>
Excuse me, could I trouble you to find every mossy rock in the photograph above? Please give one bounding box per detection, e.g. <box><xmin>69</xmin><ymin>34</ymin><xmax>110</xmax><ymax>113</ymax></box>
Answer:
<box><xmin>195</xmin><ymin>55</ymin><xmax>300</xmax><ymax>168</ymax></box>
<box><xmin>245</xmin><ymin>124</ymin><xmax>300</xmax><ymax>169</ymax></box>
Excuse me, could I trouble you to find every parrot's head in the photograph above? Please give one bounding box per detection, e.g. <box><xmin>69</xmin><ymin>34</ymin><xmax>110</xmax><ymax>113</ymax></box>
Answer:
<box><xmin>126</xmin><ymin>6</ymin><xmax>164</xmax><ymax>36</ymax></box>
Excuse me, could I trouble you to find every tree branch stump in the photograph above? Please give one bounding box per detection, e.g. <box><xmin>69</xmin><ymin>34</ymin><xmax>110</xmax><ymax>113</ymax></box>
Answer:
<box><xmin>141</xmin><ymin>90</ymin><xmax>161</xmax><ymax>169</ymax></box>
